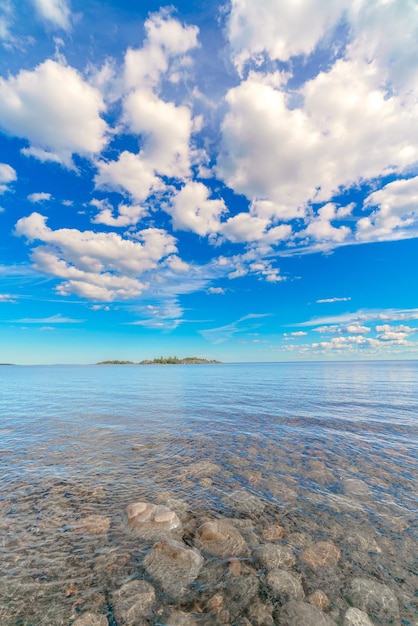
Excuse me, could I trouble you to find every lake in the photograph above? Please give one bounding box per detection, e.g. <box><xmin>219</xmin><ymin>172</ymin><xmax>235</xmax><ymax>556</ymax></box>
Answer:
<box><xmin>0</xmin><ymin>361</ymin><xmax>417</xmax><ymax>625</ymax></box>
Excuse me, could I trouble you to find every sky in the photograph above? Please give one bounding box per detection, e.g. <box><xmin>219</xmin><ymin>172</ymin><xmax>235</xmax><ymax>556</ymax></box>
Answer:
<box><xmin>0</xmin><ymin>0</ymin><xmax>418</xmax><ymax>364</ymax></box>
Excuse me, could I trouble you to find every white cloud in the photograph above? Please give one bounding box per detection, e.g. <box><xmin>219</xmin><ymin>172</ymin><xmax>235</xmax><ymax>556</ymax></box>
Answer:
<box><xmin>0</xmin><ymin>59</ymin><xmax>108</xmax><ymax>167</ymax></box>
<box><xmin>90</xmin><ymin>198</ymin><xmax>148</xmax><ymax>227</ymax></box>
<box><xmin>218</xmin><ymin>61</ymin><xmax>418</xmax><ymax>225</ymax></box>
<box><xmin>201</xmin><ymin>313</ymin><xmax>270</xmax><ymax>343</ymax></box>
<box><xmin>298</xmin><ymin>308</ymin><xmax>418</xmax><ymax>327</ymax></box>
<box><xmin>227</xmin><ymin>0</ymin><xmax>418</xmax><ymax>97</ymax></box>
<box><xmin>316</xmin><ymin>297</ymin><xmax>351</xmax><ymax>304</ymax></box>
<box><xmin>28</xmin><ymin>192</ymin><xmax>52</xmax><ymax>203</ymax></box>
<box><xmin>375</xmin><ymin>324</ymin><xmax>417</xmax><ymax>343</ymax></box>
<box><xmin>221</xmin><ymin>212</ymin><xmax>291</xmax><ymax>244</ymax></box>
<box><xmin>228</xmin><ymin>0</ymin><xmax>346</xmax><ymax>72</ymax></box>
<box><xmin>15</xmin><ymin>212</ymin><xmax>179</xmax><ymax>302</ymax></box>
<box><xmin>96</xmin><ymin>11</ymin><xmax>200</xmax><ymax>204</ymax></box>
<box><xmin>32</xmin><ymin>0</ymin><xmax>72</xmax><ymax>31</ymax></box>
<box><xmin>168</xmin><ymin>182</ymin><xmax>227</xmax><ymax>237</ymax></box>
<box><xmin>207</xmin><ymin>287</ymin><xmax>225</xmax><ymax>295</ymax></box>
<box><xmin>314</xmin><ymin>323</ymin><xmax>371</xmax><ymax>335</ymax></box>
<box><xmin>11</xmin><ymin>313</ymin><xmax>83</xmax><ymax>323</ymax></box>
<box><xmin>290</xmin><ymin>331</ymin><xmax>307</xmax><ymax>337</ymax></box>
<box><xmin>0</xmin><ymin>162</ymin><xmax>16</xmax><ymax>194</ymax></box>
<box><xmin>95</xmin><ymin>151</ymin><xmax>163</xmax><ymax>201</ymax></box>
<box><xmin>124</xmin><ymin>10</ymin><xmax>199</xmax><ymax>90</ymax></box>
<box><xmin>127</xmin><ymin>298</ymin><xmax>185</xmax><ymax>330</ymax></box>
<box><xmin>0</xmin><ymin>293</ymin><xmax>17</xmax><ymax>303</ymax></box>
<box><xmin>356</xmin><ymin>176</ymin><xmax>418</xmax><ymax>243</ymax></box>
<box><xmin>123</xmin><ymin>89</ymin><xmax>193</xmax><ymax>179</ymax></box>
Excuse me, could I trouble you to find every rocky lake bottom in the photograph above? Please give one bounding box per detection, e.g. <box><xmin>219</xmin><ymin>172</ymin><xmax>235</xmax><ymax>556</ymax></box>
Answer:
<box><xmin>0</xmin><ymin>363</ymin><xmax>417</xmax><ymax>625</ymax></box>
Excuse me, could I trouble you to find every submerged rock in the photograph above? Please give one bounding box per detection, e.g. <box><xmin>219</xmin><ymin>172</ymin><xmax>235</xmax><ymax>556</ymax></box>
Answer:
<box><xmin>343</xmin><ymin>607</ymin><xmax>374</xmax><ymax>626</ymax></box>
<box><xmin>264</xmin><ymin>569</ymin><xmax>305</xmax><ymax>603</ymax></box>
<box><xmin>261</xmin><ymin>524</ymin><xmax>286</xmax><ymax>541</ymax></box>
<box><xmin>126</xmin><ymin>502</ymin><xmax>181</xmax><ymax>539</ymax></box>
<box><xmin>225</xmin><ymin>489</ymin><xmax>266</xmax><ymax>515</ymax></box>
<box><xmin>247</xmin><ymin>599</ymin><xmax>274</xmax><ymax>626</ymax></box>
<box><xmin>73</xmin><ymin>515</ymin><xmax>111</xmax><ymax>535</ymax></box>
<box><xmin>164</xmin><ymin>610</ymin><xmax>198</xmax><ymax>625</ymax></box>
<box><xmin>307</xmin><ymin>590</ymin><xmax>330</xmax><ymax>610</ymax></box>
<box><xmin>253</xmin><ymin>543</ymin><xmax>296</xmax><ymax>570</ymax></box>
<box><xmin>342</xmin><ymin>479</ymin><xmax>371</xmax><ymax>499</ymax></box>
<box><xmin>182</xmin><ymin>461</ymin><xmax>221</xmax><ymax>477</ymax></box>
<box><xmin>196</xmin><ymin>519</ymin><xmax>247</xmax><ymax>557</ymax></box>
<box><xmin>278</xmin><ymin>601</ymin><xmax>337</xmax><ymax>625</ymax></box>
<box><xmin>72</xmin><ymin>613</ymin><xmax>108</xmax><ymax>626</ymax></box>
<box><xmin>143</xmin><ymin>539</ymin><xmax>203</xmax><ymax>599</ymax></box>
<box><xmin>111</xmin><ymin>579</ymin><xmax>155</xmax><ymax>625</ymax></box>
<box><xmin>346</xmin><ymin>577</ymin><xmax>400</xmax><ymax>620</ymax></box>
<box><xmin>300</xmin><ymin>541</ymin><xmax>340</xmax><ymax>568</ymax></box>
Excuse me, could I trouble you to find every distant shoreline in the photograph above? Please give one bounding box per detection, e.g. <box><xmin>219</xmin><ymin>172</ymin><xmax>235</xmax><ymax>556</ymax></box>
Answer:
<box><xmin>97</xmin><ymin>357</ymin><xmax>222</xmax><ymax>365</ymax></box>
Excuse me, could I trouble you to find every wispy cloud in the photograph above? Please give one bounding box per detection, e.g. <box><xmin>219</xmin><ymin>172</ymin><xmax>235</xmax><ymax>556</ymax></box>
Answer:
<box><xmin>201</xmin><ymin>313</ymin><xmax>270</xmax><ymax>344</ymax></box>
<box><xmin>316</xmin><ymin>297</ymin><xmax>351</xmax><ymax>304</ymax></box>
<box><xmin>0</xmin><ymin>293</ymin><xmax>17</xmax><ymax>303</ymax></box>
<box><xmin>7</xmin><ymin>313</ymin><xmax>84</xmax><ymax>324</ymax></box>
<box><xmin>297</xmin><ymin>308</ymin><xmax>418</xmax><ymax>328</ymax></box>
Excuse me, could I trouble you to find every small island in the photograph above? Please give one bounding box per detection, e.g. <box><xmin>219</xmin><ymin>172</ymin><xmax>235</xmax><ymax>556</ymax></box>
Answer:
<box><xmin>97</xmin><ymin>356</ymin><xmax>221</xmax><ymax>365</ymax></box>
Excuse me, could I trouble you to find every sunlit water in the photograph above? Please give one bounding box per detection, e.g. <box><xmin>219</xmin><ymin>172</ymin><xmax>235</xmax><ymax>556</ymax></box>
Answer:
<box><xmin>0</xmin><ymin>362</ymin><xmax>417</xmax><ymax>625</ymax></box>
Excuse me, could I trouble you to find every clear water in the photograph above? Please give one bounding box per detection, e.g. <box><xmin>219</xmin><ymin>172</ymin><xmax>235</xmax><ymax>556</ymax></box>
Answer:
<box><xmin>0</xmin><ymin>362</ymin><xmax>417</xmax><ymax>625</ymax></box>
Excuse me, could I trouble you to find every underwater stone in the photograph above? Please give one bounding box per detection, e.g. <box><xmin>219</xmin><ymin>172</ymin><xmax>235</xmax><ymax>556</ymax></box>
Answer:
<box><xmin>143</xmin><ymin>539</ymin><xmax>204</xmax><ymax>599</ymax></box>
<box><xmin>346</xmin><ymin>578</ymin><xmax>400</xmax><ymax>620</ymax></box>
<box><xmin>253</xmin><ymin>543</ymin><xmax>296</xmax><ymax>569</ymax></box>
<box><xmin>126</xmin><ymin>501</ymin><xmax>181</xmax><ymax>539</ymax></box>
<box><xmin>300</xmin><ymin>541</ymin><xmax>340</xmax><ymax>568</ymax></box>
<box><xmin>196</xmin><ymin>519</ymin><xmax>247</xmax><ymax>557</ymax></box>
<box><xmin>278</xmin><ymin>601</ymin><xmax>337</xmax><ymax>625</ymax></box>
<box><xmin>72</xmin><ymin>613</ymin><xmax>108</xmax><ymax>626</ymax></box>
<box><xmin>111</xmin><ymin>579</ymin><xmax>155</xmax><ymax>625</ymax></box>
<box><xmin>264</xmin><ymin>569</ymin><xmax>305</xmax><ymax>602</ymax></box>
<box><xmin>343</xmin><ymin>607</ymin><xmax>374</xmax><ymax>626</ymax></box>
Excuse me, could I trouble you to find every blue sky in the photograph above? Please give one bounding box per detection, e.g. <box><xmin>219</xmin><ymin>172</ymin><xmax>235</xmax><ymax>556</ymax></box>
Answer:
<box><xmin>0</xmin><ymin>0</ymin><xmax>418</xmax><ymax>364</ymax></box>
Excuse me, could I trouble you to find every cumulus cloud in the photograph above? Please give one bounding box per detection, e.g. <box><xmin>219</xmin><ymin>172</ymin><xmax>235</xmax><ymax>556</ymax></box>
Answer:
<box><xmin>123</xmin><ymin>89</ymin><xmax>193</xmax><ymax>179</ymax></box>
<box><xmin>28</xmin><ymin>192</ymin><xmax>52</xmax><ymax>203</ymax></box>
<box><xmin>227</xmin><ymin>0</ymin><xmax>418</xmax><ymax>96</ymax></box>
<box><xmin>168</xmin><ymin>182</ymin><xmax>227</xmax><ymax>237</ymax></box>
<box><xmin>124</xmin><ymin>10</ymin><xmax>199</xmax><ymax>90</ymax></box>
<box><xmin>97</xmin><ymin>12</ymin><xmax>199</xmax><ymax>203</ymax></box>
<box><xmin>32</xmin><ymin>0</ymin><xmax>72</xmax><ymax>31</ymax></box>
<box><xmin>0</xmin><ymin>162</ymin><xmax>16</xmax><ymax>194</ymax></box>
<box><xmin>218</xmin><ymin>62</ymin><xmax>418</xmax><ymax>223</ymax></box>
<box><xmin>90</xmin><ymin>198</ymin><xmax>148</xmax><ymax>227</ymax></box>
<box><xmin>0</xmin><ymin>59</ymin><xmax>108</xmax><ymax>167</ymax></box>
<box><xmin>15</xmin><ymin>212</ymin><xmax>180</xmax><ymax>301</ymax></box>
<box><xmin>356</xmin><ymin>176</ymin><xmax>418</xmax><ymax>243</ymax></box>
<box><xmin>228</xmin><ymin>0</ymin><xmax>346</xmax><ymax>72</ymax></box>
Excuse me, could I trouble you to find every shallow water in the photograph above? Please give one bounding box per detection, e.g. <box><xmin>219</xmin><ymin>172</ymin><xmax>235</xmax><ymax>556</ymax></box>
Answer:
<box><xmin>0</xmin><ymin>361</ymin><xmax>417</xmax><ymax>625</ymax></box>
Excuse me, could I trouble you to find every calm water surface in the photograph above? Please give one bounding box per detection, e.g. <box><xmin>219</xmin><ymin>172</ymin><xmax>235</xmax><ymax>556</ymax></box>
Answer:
<box><xmin>0</xmin><ymin>362</ymin><xmax>417</xmax><ymax>625</ymax></box>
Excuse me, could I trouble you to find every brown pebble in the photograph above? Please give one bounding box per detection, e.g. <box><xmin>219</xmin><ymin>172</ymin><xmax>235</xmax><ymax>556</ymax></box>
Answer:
<box><xmin>300</xmin><ymin>541</ymin><xmax>340</xmax><ymax>568</ymax></box>
<box><xmin>308</xmin><ymin>590</ymin><xmax>330</xmax><ymax>610</ymax></box>
<box><xmin>262</xmin><ymin>524</ymin><xmax>285</xmax><ymax>541</ymax></box>
<box><xmin>229</xmin><ymin>558</ymin><xmax>242</xmax><ymax>576</ymax></box>
<box><xmin>207</xmin><ymin>592</ymin><xmax>225</xmax><ymax>612</ymax></box>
